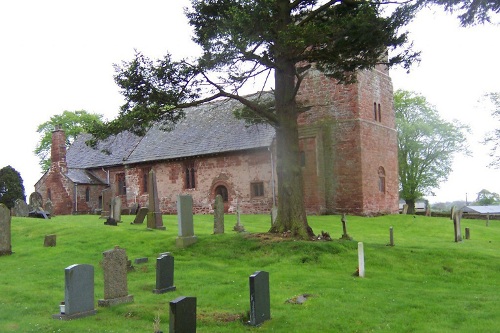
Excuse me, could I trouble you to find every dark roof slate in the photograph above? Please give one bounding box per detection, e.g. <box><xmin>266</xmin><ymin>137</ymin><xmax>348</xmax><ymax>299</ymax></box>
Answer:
<box><xmin>66</xmin><ymin>168</ymin><xmax>107</xmax><ymax>185</ymax></box>
<box><xmin>66</xmin><ymin>96</ymin><xmax>275</xmax><ymax>169</ymax></box>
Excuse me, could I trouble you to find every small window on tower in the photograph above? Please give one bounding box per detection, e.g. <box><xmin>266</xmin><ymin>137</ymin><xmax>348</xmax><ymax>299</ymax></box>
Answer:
<box><xmin>251</xmin><ymin>182</ymin><xmax>264</xmax><ymax>197</ymax></box>
<box><xmin>378</xmin><ymin>166</ymin><xmax>386</xmax><ymax>193</ymax></box>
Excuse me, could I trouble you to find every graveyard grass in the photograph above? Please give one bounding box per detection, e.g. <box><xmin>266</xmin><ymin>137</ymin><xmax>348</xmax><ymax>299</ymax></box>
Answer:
<box><xmin>1</xmin><ymin>213</ymin><xmax>499</xmax><ymax>332</ymax></box>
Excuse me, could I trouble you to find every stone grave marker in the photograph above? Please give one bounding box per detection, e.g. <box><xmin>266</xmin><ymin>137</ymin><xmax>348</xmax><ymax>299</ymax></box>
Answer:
<box><xmin>113</xmin><ymin>196</ymin><xmax>122</xmax><ymax>223</ymax></box>
<box><xmin>100</xmin><ymin>188</ymin><xmax>113</xmax><ymax>219</ymax></box>
<box><xmin>453</xmin><ymin>210</ymin><xmax>463</xmax><ymax>242</ymax></box>
<box><xmin>44</xmin><ymin>200</ymin><xmax>53</xmax><ymax>217</ymax></box>
<box><xmin>147</xmin><ymin>170</ymin><xmax>165</xmax><ymax>230</ymax></box>
<box><xmin>388</xmin><ymin>227</ymin><xmax>394</xmax><ymax>247</ymax></box>
<box><xmin>402</xmin><ymin>204</ymin><xmax>409</xmax><ymax>215</ymax></box>
<box><xmin>134</xmin><ymin>257</ymin><xmax>148</xmax><ymax>265</ymax></box>
<box><xmin>52</xmin><ymin>264</ymin><xmax>96</xmax><ymax>320</ymax></box>
<box><xmin>213</xmin><ymin>194</ymin><xmax>224</xmax><ymax>234</ymax></box>
<box><xmin>130</xmin><ymin>202</ymin><xmax>139</xmax><ymax>215</ymax></box>
<box><xmin>153</xmin><ymin>253</ymin><xmax>176</xmax><ymax>294</ymax></box>
<box><xmin>358</xmin><ymin>242</ymin><xmax>365</xmax><ymax>278</ymax></box>
<box><xmin>169</xmin><ymin>296</ymin><xmax>197</xmax><ymax>333</ymax></box>
<box><xmin>249</xmin><ymin>271</ymin><xmax>271</xmax><ymax>326</ymax></box>
<box><xmin>176</xmin><ymin>195</ymin><xmax>197</xmax><ymax>248</ymax></box>
<box><xmin>133</xmin><ymin>207</ymin><xmax>148</xmax><ymax>224</ymax></box>
<box><xmin>0</xmin><ymin>204</ymin><xmax>12</xmax><ymax>256</ymax></box>
<box><xmin>233</xmin><ymin>200</ymin><xmax>245</xmax><ymax>232</ymax></box>
<box><xmin>98</xmin><ymin>246</ymin><xmax>134</xmax><ymax>307</ymax></box>
<box><xmin>465</xmin><ymin>227</ymin><xmax>470</xmax><ymax>240</ymax></box>
<box><xmin>450</xmin><ymin>206</ymin><xmax>455</xmax><ymax>220</ymax></box>
<box><xmin>13</xmin><ymin>199</ymin><xmax>29</xmax><ymax>217</ymax></box>
<box><xmin>44</xmin><ymin>234</ymin><xmax>56</xmax><ymax>247</ymax></box>
<box><xmin>340</xmin><ymin>213</ymin><xmax>352</xmax><ymax>240</ymax></box>
<box><xmin>29</xmin><ymin>192</ymin><xmax>43</xmax><ymax>211</ymax></box>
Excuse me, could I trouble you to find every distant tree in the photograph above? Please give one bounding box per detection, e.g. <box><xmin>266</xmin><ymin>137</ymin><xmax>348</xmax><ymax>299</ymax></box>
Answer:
<box><xmin>395</xmin><ymin>90</ymin><xmax>470</xmax><ymax>214</ymax></box>
<box><xmin>475</xmin><ymin>189</ymin><xmax>500</xmax><ymax>205</ymax></box>
<box><xmin>423</xmin><ymin>0</ymin><xmax>500</xmax><ymax>26</ymax></box>
<box><xmin>482</xmin><ymin>92</ymin><xmax>500</xmax><ymax>168</ymax></box>
<box><xmin>88</xmin><ymin>0</ymin><xmax>420</xmax><ymax>239</ymax></box>
<box><xmin>34</xmin><ymin>110</ymin><xmax>103</xmax><ymax>172</ymax></box>
<box><xmin>0</xmin><ymin>165</ymin><xmax>25</xmax><ymax>209</ymax></box>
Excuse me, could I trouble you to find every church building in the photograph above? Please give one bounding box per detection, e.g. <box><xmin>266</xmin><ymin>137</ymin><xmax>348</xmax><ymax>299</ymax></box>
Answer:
<box><xmin>35</xmin><ymin>66</ymin><xmax>399</xmax><ymax>216</ymax></box>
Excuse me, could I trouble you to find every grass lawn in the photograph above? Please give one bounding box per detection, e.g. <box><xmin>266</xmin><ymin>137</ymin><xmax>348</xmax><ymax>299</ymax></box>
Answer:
<box><xmin>0</xmin><ymin>213</ymin><xmax>499</xmax><ymax>332</ymax></box>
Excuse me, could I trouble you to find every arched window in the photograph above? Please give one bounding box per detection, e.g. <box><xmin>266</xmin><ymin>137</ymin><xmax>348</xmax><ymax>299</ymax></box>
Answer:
<box><xmin>85</xmin><ymin>187</ymin><xmax>90</xmax><ymax>202</ymax></box>
<box><xmin>185</xmin><ymin>161</ymin><xmax>196</xmax><ymax>189</ymax></box>
<box><xmin>215</xmin><ymin>185</ymin><xmax>229</xmax><ymax>202</ymax></box>
<box><xmin>378</xmin><ymin>166</ymin><xmax>386</xmax><ymax>193</ymax></box>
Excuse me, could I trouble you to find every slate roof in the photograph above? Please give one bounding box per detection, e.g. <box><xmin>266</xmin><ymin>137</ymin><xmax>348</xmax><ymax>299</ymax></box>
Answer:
<box><xmin>462</xmin><ymin>205</ymin><xmax>500</xmax><ymax>214</ymax></box>
<box><xmin>66</xmin><ymin>168</ymin><xmax>106</xmax><ymax>185</ymax></box>
<box><xmin>66</xmin><ymin>96</ymin><xmax>276</xmax><ymax>169</ymax></box>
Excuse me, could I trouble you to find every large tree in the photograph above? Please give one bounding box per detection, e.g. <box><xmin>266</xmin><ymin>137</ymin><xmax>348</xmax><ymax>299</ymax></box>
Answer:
<box><xmin>395</xmin><ymin>90</ymin><xmax>470</xmax><ymax>213</ymax></box>
<box><xmin>423</xmin><ymin>0</ymin><xmax>500</xmax><ymax>26</ymax></box>
<box><xmin>475</xmin><ymin>189</ymin><xmax>500</xmax><ymax>205</ymax></box>
<box><xmin>35</xmin><ymin>110</ymin><xmax>103</xmax><ymax>172</ymax></box>
<box><xmin>90</xmin><ymin>0</ymin><xmax>419</xmax><ymax>239</ymax></box>
<box><xmin>0</xmin><ymin>165</ymin><xmax>25</xmax><ymax>209</ymax></box>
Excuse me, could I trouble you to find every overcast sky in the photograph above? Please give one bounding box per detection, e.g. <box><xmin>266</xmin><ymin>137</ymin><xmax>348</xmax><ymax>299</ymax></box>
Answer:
<box><xmin>0</xmin><ymin>1</ymin><xmax>498</xmax><ymax>204</ymax></box>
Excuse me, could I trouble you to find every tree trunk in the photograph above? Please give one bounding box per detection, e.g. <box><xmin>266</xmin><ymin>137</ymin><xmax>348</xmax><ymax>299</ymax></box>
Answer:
<box><xmin>269</xmin><ymin>59</ymin><xmax>314</xmax><ymax>240</ymax></box>
<box><xmin>405</xmin><ymin>199</ymin><xmax>416</xmax><ymax>215</ymax></box>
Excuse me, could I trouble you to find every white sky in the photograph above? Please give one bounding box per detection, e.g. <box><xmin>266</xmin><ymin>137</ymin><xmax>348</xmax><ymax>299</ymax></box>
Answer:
<box><xmin>0</xmin><ymin>1</ymin><xmax>498</xmax><ymax>204</ymax></box>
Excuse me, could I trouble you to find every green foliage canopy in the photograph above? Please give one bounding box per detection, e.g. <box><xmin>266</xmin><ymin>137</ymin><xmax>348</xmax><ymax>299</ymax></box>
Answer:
<box><xmin>34</xmin><ymin>110</ymin><xmax>103</xmax><ymax>172</ymax></box>
<box><xmin>0</xmin><ymin>165</ymin><xmax>25</xmax><ymax>209</ymax></box>
<box><xmin>395</xmin><ymin>90</ymin><xmax>470</xmax><ymax>212</ymax></box>
<box><xmin>422</xmin><ymin>0</ymin><xmax>500</xmax><ymax>26</ymax></box>
<box><xmin>475</xmin><ymin>189</ymin><xmax>500</xmax><ymax>205</ymax></box>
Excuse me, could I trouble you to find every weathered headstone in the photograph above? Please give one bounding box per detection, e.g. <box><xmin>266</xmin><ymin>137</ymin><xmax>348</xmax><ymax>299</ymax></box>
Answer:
<box><xmin>44</xmin><ymin>234</ymin><xmax>56</xmax><ymax>247</ymax></box>
<box><xmin>213</xmin><ymin>194</ymin><xmax>224</xmax><ymax>234</ymax></box>
<box><xmin>0</xmin><ymin>204</ymin><xmax>12</xmax><ymax>256</ymax></box>
<box><xmin>130</xmin><ymin>202</ymin><xmax>139</xmax><ymax>215</ymax></box>
<box><xmin>169</xmin><ymin>296</ymin><xmax>197</xmax><ymax>333</ymax></box>
<box><xmin>134</xmin><ymin>257</ymin><xmax>148</xmax><ymax>265</ymax></box>
<box><xmin>453</xmin><ymin>210</ymin><xmax>463</xmax><ymax>242</ymax></box>
<box><xmin>249</xmin><ymin>271</ymin><xmax>271</xmax><ymax>326</ymax></box>
<box><xmin>113</xmin><ymin>196</ymin><xmax>122</xmax><ymax>223</ymax></box>
<box><xmin>340</xmin><ymin>213</ymin><xmax>352</xmax><ymax>240</ymax></box>
<box><xmin>13</xmin><ymin>199</ymin><xmax>29</xmax><ymax>217</ymax></box>
<box><xmin>233</xmin><ymin>201</ymin><xmax>245</xmax><ymax>232</ymax></box>
<box><xmin>100</xmin><ymin>188</ymin><xmax>113</xmax><ymax>219</ymax></box>
<box><xmin>52</xmin><ymin>264</ymin><xmax>96</xmax><ymax>320</ymax></box>
<box><xmin>176</xmin><ymin>195</ymin><xmax>197</xmax><ymax>248</ymax></box>
<box><xmin>465</xmin><ymin>227</ymin><xmax>470</xmax><ymax>240</ymax></box>
<box><xmin>29</xmin><ymin>192</ymin><xmax>43</xmax><ymax>211</ymax></box>
<box><xmin>153</xmin><ymin>254</ymin><xmax>176</xmax><ymax>294</ymax></box>
<box><xmin>147</xmin><ymin>170</ymin><xmax>165</xmax><ymax>230</ymax></box>
<box><xmin>402</xmin><ymin>204</ymin><xmax>409</xmax><ymax>215</ymax></box>
<box><xmin>388</xmin><ymin>227</ymin><xmax>394</xmax><ymax>247</ymax></box>
<box><xmin>450</xmin><ymin>206</ymin><xmax>456</xmax><ymax>220</ymax></box>
<box><xmin>358</xmin><ymin>242</ymin><xmax>365</xmax><ymax>278</ymax></box>
<box><xmin>44</xmin><ymin>200</ymin><xmax>53</xmax><ymax>217</ymax></box>
<box><xmin>98</xmin><ymin>246</ymin><xmax>134</xmax><ymax>307</ymax></box>
<box><xmin>133</xmin><ymin>207</ymin><xmax>148</xmax><ymax>224</ymax></box>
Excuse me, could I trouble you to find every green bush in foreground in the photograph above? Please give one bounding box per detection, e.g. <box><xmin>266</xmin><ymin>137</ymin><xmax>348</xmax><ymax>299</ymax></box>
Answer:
<box><xmin>0</xmin><ymin>214</ymin><xmax>499</xmax><ymax>332</ymax></box>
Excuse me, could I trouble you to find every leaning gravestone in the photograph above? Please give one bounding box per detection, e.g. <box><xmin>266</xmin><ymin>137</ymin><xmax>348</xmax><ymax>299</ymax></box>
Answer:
<box><xmin>133</xmin><ymin>207</ymin><xmax>148</xmax><ymax>224</ymax></box>
<box><xmin>0</xmin><ymin>204</ymin><xmax>12</xmax><ymax>256</ymax></box>
<box><xmin>169</xmin><ymin>296</ymin><xmax>197</xmax><ymax>333</ymax></box>
<box><xmin>98</xmin><ymin>246</ymin><xmax>134</xmax><ymax>307</ymax></box>
<box><xmin>147</xmin><ymin>170</ymin><xmax>165</xmax><ymax>230</ymax></box>
<box><xmin>153</xmin><ymin>253</ymin><xmax>176</xmax><ymax>294</ymax></box>
<box><xmin>52</xmin><ymin>264</ymin><xmax>97</xmax><ymax>320</ymax></box>
<box><xmin>213</xmin><ymin>194</ymin><xmax>224</xmax><ymax>234</ymax></box>
<box><xmin>249</xmin><ymin>271</ymin><xmax>271</xmax><ymax>326</ymax></box>
<box><xmin>13</xmin><ymin>199</ymin><xmax>29</xmax><ymax>217</ymax></box>
<box><xmin>176</xmin><ymin>195</ymin><xmax>197</xmax><ymax>248</ymax></box>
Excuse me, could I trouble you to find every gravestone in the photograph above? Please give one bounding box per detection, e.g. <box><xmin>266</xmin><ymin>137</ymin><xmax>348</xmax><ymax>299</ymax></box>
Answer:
<box><xmin>233</xmin><ymin>201</ymin><xmax>245</xmax><ymax>232</ymax></box>
<box><xmin>13</xmin><ymin>199</ymin><xmax>29</xmax><ymax>217</ymax></box>
<box><xmin>44</xmin><ymin>234</ymin><xmax>56</xmax><ymax>247</ymax></box>
<box><xmin>453</xmin><ymin>210</ymin><xmax>463</xmax><ymax>242</ymax></box>
<box><xmin>465</xmin><ymin>227</ymin><xmax>470</xmax><ymax>240</ymax></box>
<box><xmin>113</xmin><ymin>196</ymin><xmax>122</xmax><ymax>223</ymax></box>
<box><xmin>0</xmin><ymin>204</ymin><xmax>12</xmax><ymax>255</ymax></box>
<box><xmin>153</xmin><ymin>253</ymin><xmax>176</xmax><ymax>294</ymax></box>
<box><xmin>100</xmin><ymin>188</ymin><xmax>113</xmax><ymax>219</ymax></box>
<box><xmin>134</xmin><ymin>257</ymin><xmax>148</xmax><ymax>265</ymax></box>
<box><xmin>388</xmin><ymin>227</ymin><xmax>394</xmax><ymax>247</ymax></box>
<box><xmin>52</xmin><ymin>264</ymin><xmax>96</xmax><ymax>320</ymax></box>
<box><xmin>340</xmin><ymin>213</ymin><xmax>352</xmax><ymax>240</ymax></box>
<box><xmin>402</xmin><ymin>204</ymin><xmax>409</xmax><ymax>215</ymax></box>
<box><xmin>249</xmin><ymin>271</ymin><xmax>271</xmax><ymax>326</ymax></box>
<box><xmin>133</xmin><ymin>207</ymin><xmax>148</xmax><ymax>224</ymax></box>
<box><xmin>44</xmin><ymin>200</ymin><xmax>53</xmax><ymax>216</ymax></box>
<box><xmin>450</xmin><ymin>206</ymin><xmax>455</xmax><ymax>220</ymax></box>
<box><xmin>29</xmin><ymin>192</ymin><xmax>43</xmax><ymax>211</ymax></box>
<box><xmin>213</xmin><ymin>194</ymin><xmax>224</xmax><ymax>234</ymax></box>
<box><xmin>169</xmin><ymin>296</ymin><xmax>197</xmax><ymax>333</ymax></box>
<box><xmin>147</xmin><ymin>170</ymin><xmax>165</xmax><ymax>230</ymax></box>
<box><xmin>98</xmin><ymin>246</ymin><xmax>134</xmax><ymax>307</ymax></box>
<box><xmin>176</xmin><ymin>195</ymin><xmax>197</xmax><ymax>248</ymax></box>
<box><xmin>130</xmin><ymin>202</ymin><xmax>139</xmax><ymax>215</ymax></box>
<box><xmin>358</xmin><ymin>242</ymin><xmax>365</xmax><ymax>278</ymax></box>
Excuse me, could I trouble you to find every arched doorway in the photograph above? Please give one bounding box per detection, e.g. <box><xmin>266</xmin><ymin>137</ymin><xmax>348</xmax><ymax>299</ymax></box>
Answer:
<box><xmin>214</xmin><ymin>184</ymin><xmax>230</xmax><ymax>212</ymax></box>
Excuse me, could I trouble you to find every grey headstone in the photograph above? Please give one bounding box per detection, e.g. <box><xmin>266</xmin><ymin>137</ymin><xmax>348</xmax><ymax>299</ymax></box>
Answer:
<box><xmin>233</xmin><ymin>201</ymin><xmax>245</xmax><ymax>232</ymax></box>
<box><xmin>113</xmin><ymin>196</ymin><xmax>122</xmax><ymax>223</ymax></box>
<box><xmin>133</xmin><ymin>207</ymin><xmax>148</xmax><ymax>224</ymax></box>
<box><xmin>98</xmin><ymin>246</ymin><xmax>134</xmax><ymax>307</ymax></box>
<box><xmin>249</xmin><ymin>271</ymin><xmax>271</xmax><ymax>326</ymax></box>
<box><xmin>29</xmin><ymin>192</ymin><xmax>43</xmax><ymax>211</ymax></box>
<box><xmin>13</xmin><ymin>199</ymin><xmax>29</xmax><ymax>217</ymax></box>
<box><xmin>134</xmin><ymin>257</ymin><xmax>148</xmax><ymax>264</ymax></box>
<box><xmin>169</xmin><ymin>296</ymin><xmax>196</xmax><ymax>333</ymax></box>
<box><xmin>0</xmin><ymin>204</ymin><xmax>12</xmax><ymax>256</ymax></box>
<box><xmin>153</xmin><ymin>254</ymin><xmax>176</xmax><ymax>294</ymax></box>
<box><xmin>176</xmin><ymin>195</ymin><xmax>197</xmax><ymax>248</ymax></box>
<box><xmin>44</xmin><ymin>200</ymin><xmax>53</xmax><ymax>216</ymax></box>
<box><xmin>130</xmin><ymin>202</ymin><xmax>139</xmax><ymax>215</ymax></box>
<box><xmin>453</xmin><ymin>210</ymin><xmax>463</xmax><ymax>242</ymax></box>
<box><xmin>402</xmin><ymin>204</ymin><xmax>409</xmax><ymax>215</ymax></box>
<box><xmin>147</xmin><ymin>170</ymin><xmax>165</xmax><ymax>230</ymax></box>
<box><xmin>44</xmin><ymin>234</ymin><xmax>56</xmax><ymax>247</ymax></box>
<box><xmin>52</xmin><ymin>264</ymin><xmax>96</xmax><ymax>320</ymax></box>
<box><xmin>101</xmin><ymin>188</ymin><xmax>113</xmax><ymax>219</ymax></box>
<box><xmin>213</xmin><ymin>194</ymin><xmax>224</xmax><ymax>234</ymax></box>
